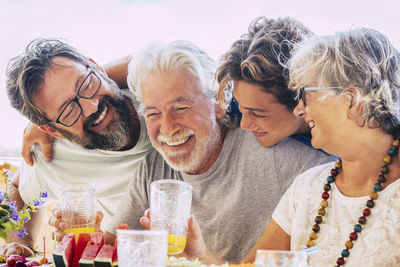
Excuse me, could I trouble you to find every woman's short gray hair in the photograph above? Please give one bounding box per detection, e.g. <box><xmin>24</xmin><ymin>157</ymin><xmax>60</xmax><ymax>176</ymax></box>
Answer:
<box><xmin>288</xmin><ymin>28</ymin><xmax>400</xmax><ymax>135</ymax></box>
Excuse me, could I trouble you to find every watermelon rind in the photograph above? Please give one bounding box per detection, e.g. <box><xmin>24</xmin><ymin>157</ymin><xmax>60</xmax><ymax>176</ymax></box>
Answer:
<box><xmin>78</xmin><ymin>258</ymin><xmax>94</xmax><ymax>267</ymax></box>
<box><xmin>53</xmin><ymin>233</ymin><xmax>76</xmax><ymax>267</ymax></box>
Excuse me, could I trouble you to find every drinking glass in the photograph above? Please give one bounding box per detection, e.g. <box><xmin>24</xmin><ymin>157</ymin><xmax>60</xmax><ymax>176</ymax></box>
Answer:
<box><xmin>117</xmin><ymin>229</ymin><xmax>168</xmax><ymax>267</ymax></box>
<box><xmin>58</xmin><ymin>183</ymin><xmax>96</xmax><ymax>239</ymax></box>
<box><xmin>255</xmin><ymin>250</ymin><xmax>307</xmax><ymax>267</ymax></box>
<box><xmin>150</xmin><ymin>180</ymin><xmax>192</xmax><ymax>255</ymax></box>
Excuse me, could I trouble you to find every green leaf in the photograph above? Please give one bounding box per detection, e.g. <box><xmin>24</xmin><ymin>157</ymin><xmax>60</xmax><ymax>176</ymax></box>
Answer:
<box><xmin>0</xmin><ymin>210</ymin><xmax>8</xmax><ymax>218</ymax></box>
<box><xmin>0</xmin><ymin>229</ymin><xmax>7</xmax><ymax>241</ymax></box>
<box><xmin>0</xmin><ymin>205</ymin><xmax>10</xmax><ymax>211</ymax></box>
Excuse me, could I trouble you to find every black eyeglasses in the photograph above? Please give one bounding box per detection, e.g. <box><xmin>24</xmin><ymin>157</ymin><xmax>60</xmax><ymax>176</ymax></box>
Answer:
<box><xmin>55</xmin><ymin>69</ymin><xmax>102</xmax><ymax>127</ymax></box>
<box><xmin>297</xmin><ymin>87</ymin><xmax>342</xmax><ymax>107</ymax></box>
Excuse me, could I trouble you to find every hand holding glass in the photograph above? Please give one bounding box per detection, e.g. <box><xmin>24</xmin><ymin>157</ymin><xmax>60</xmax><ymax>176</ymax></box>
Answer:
<box><xmin>150</xmin><ymin>180</ymin><xmax>192</xmax><ymax>255</ymax></box>
<box><xmin>58</xmin><ymin>183</ymin><xmax>96</xmax><ymax>239</ymax></box>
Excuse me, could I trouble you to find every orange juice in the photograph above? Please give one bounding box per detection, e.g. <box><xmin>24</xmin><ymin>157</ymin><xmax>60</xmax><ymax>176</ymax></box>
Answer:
<box><xmin>168</xmin><ymin>234</ymin><xmax>186</xmax><ymax>255</ymax></box>
<box><xmin>64</xmin><ymin>226</ymin><xmax>95</xmax><ymax>240</ymax></box>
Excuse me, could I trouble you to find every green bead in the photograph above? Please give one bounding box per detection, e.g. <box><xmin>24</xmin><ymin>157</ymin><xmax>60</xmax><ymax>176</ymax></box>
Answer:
<box><xmin>380</xmin><ymin>165</ymin><xmax>388</xmax><ymax>174</ymax></box>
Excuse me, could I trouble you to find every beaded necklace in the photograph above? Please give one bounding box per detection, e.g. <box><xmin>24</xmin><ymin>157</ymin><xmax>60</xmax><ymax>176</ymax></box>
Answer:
<box><xmin>305</xmin><ymin>139</ymin><xmax>400</xmax><ymax>266</ymax></box>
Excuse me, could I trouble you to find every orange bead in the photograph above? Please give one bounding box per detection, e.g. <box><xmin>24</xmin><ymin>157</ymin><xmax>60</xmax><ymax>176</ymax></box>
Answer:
<box><xmin>384</xmin><ymin>155</ymin><xmax>392</xmax><ymax>164</ymax></box>
<box><xmin>393</xmin><ymin>140</ymin><xmax>399</xmax><ymax>147</ymax></box>
<box><xmin>370</xmin><ymin>191</ymin><xmax>378</xmax><ymax>200</ymax></box>
<box><xmin>320</xmin><ymin>200</ymin><xmax>328</xmax><ymax>208</ymax></box>
<box><xmin>345</xmin><ymin>240</ymin><xmax>353</xmax><ymax>249</ymax></box>
<box><xmin>334</xmin><ymin>161</ymin><xmax>342</xmax><ymax>169</ymax></box>
<box><xmin>309</xmin><ymin>232</ymin><xmax>317</xmax><ymax>240</ymax></box>
<box><xmin>306</xmin><ymin>240</ymin><xmax>315</xmax><ymax>247</ymax></box>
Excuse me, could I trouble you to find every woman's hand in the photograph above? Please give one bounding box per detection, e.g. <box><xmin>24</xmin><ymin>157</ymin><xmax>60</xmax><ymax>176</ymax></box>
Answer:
<box><xmin>22</xmin><ymin>123</ymin><xmax>54</xmax><ymax>166</ymax></box>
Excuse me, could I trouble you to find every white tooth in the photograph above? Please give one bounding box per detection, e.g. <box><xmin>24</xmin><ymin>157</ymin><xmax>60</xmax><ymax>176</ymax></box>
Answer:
<box><xmin>94</xmin><ymin>106</ymin><xmax>107</xmax><ymax>125</ymax></box>
<box><xmin>166</xmin><ymin>136</ymin><xmax>190</xmax><ymax>146</ymax></box>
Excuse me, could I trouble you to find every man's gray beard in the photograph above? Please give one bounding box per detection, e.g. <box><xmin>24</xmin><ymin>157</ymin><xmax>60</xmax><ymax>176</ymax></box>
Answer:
<box><xmin>156</xmin><ymin>122</ymin><xmax>223</xmax><ymax>174</ymax></box>
<box><xmin>55</xmin><ymin>76</ymin><xmax>133</xmax><ymax>151</ymax></box>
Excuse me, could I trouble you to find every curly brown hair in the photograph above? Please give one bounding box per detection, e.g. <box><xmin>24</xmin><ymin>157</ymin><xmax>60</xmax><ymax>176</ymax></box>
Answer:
<box><xmin>216</xmin><ymin>16</ymin><xmax>313</xmax><ymax>111</ymax></box>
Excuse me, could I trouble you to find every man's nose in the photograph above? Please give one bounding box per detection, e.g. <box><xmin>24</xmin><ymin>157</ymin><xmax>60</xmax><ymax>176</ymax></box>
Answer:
<box><xmin>240</xmin><ymin>113</ymin><xmax>257</xmax><ymax>131</ymax></box>
<box><xmin>293</xmin><ymin>101</ymin><xmax>306</xmax><ymax>118</ymax></box>
<box><xmin>79</xmin><ymin>98</ymin><xmax>100</xmax><ymax>117</ymax></box>
<box><xmin>160</xmin><ymin>113</ymin><xmax>179</xmax><ymax>137</ymax></box>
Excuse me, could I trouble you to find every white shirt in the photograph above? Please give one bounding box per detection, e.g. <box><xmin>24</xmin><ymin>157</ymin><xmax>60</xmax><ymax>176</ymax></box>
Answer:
<box><xmin>19</xmin><ymin>91</ymin><xmax>153</xmax><ymax>226</ymax></box>
<box><xmin>273</xmin><ymin>162</ymin><xmax>400</xmax><ymax>267</ymax></box>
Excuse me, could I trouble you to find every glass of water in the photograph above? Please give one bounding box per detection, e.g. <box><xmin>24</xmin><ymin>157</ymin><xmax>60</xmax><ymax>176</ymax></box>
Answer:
<box><xmin>255</xmin><ymin>250</ymin><xmax>308</xmax><ymax>267</ymax></box>
<box><xmin>117</xmin><ymin>229</ymin><xmax>168</xmax><ymax>267</ymax></box>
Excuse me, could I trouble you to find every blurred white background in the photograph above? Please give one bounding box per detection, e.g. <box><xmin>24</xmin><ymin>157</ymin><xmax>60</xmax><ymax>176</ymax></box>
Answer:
<box><xmin>1</xmin><ymin>0</ymin><xmax>399</xmax><ymax>156</ymax></box>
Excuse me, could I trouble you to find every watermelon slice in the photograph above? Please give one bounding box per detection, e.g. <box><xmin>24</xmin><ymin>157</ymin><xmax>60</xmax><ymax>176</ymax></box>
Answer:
<box><xmin>94</xmin><ymin>245</ymin><xmax>116</xmax><ymax>267</ymax></box>
<box><xmin>79</xmin><ymin>232</ymin><xmax>104</xmax><ymax>267</ymax></box>
<box><xmin>72</xmin><ymin>232</ymin><xmax>91</xmax><ymax>267</ymax></box>
<box><xmin>53</xmin><ymin>233</ymin><xmax>76</xmax><ymax>267</ymax></box>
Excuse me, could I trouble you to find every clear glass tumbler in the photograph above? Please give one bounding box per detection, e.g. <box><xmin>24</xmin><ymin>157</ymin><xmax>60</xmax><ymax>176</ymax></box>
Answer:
<box><xmin>255</xmin><ymin>250</ymin><xmax>308</xmax><ymax>267</ymax></box>
<box><xmin>117</xmin><ymin>229</ymin><xmax>168</xmax><ymax>267</ymax></box>
<box><xmin>150</xmin><ymin>180</ymin><xmax>192</xmax><ymax>255</ymax></box>
<box><xmin>58</xmin><ymin>183</ymin><xmax>96</xmax><ymax>239</ymax></box>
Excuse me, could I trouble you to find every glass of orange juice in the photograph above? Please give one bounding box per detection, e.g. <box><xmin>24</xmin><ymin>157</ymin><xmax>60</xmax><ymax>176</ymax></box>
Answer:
<box><xmin>58</xmin><ymin>183</ymin><xmax>96</xmax><ymax>239</ymax></box>
<box><xmin>150</xmin><ymin>180</ymin><xmax>192</xmax><ymax>255</ymax></box>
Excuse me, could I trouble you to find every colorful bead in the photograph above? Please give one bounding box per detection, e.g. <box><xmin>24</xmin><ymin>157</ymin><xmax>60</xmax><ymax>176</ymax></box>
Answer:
<box><xmin>331</xmin><ymin>168</ymin><xmax>338</xmax><ymax>175</ymax></box>
<box><xmin>318</xmin><ymin>208</ymin><xmax>326</xmax><ymax>216</ymax></box>
<box><xmin>380</xmin><ymin>165</ymin><xmax>388</xmax><ymax>174</ymax></box>
<box><xmin>370</xmin><ymin>191</ymin><xmax>378</xmax><ymax>200</ymax></box>
<box><xmin>336</xmin><ymin>257</ymin><xmax>345</xmax><ymax>265</ymax></box>
<box><xmin>366</xmin><ymin>199</ymin><xmax>375</xmax><ymax>208</ymax></box>
<box><xmin>345</xmin><ymin>240</ymin><xmax>354</xmax><ymax>249</ymax></box>
<box><xmin>322</xmin><ymin>191</ymin><xmax>330</xmax><ymax>200</ymax></box>
<box><xmin>363</xmin><ymin>208</ymin><xmax>371</xmax><ymax>216</ymax></box>
<box><xmin>388</xmin><ymin>147</ymin><xmax>396</xmax><ymax>156</ymax></box>
<box><xmin>341</xmin><ymin>249</ymin><xmax>350</xmax><ymax>257</ymax></box>
<box><xmin>393</xmin><ymin>139</ymin><xmax>399</xmax><ymax>147</ymax></box>
<box><xmin>354</xmin><ymin>224</ymin><xmax>362</xmax><ymax>233</ymax></box>
<box><xmin>306</xmin><ymin>239</ymin><xmax>315</xmax><ymax>247</ymax></box>
<box><xmin>358</xmin><ymin>216</ymin><xmax>367</xmax><ymax>224</ymax></box>
<box><xmin>309</xmin><ymin>232</ymin><xmax>317</xmax><ymax>240</ymax></box>
<box><xmin>312</xmin><ymin>224</ymin><xmax>320</xmax><ymax>233</ymax></box>
<box><xmin>334</xmin><ymin>161</ymin><xmax>342</xmax><ymax>169</ymax></box>
<box><xmin>378</xmin><ymin>174</ymin><xmax>386</xmax><ymax>183</ymax></box>
<box><xmin>373</xmin><ymin>183</ymin><xmax>382</xmax><ymax>192</ymax></box>
<box><xmin>320</xmin><ymin>200</ymin><xmax>328</xmax><ymax>208</ymax></box>
<box><xmin>384</xmin><ymin>155</ymin><xmax>392</xmax><ymax>164</ymax></box>
<box><xmin>327</xmin><ymin>175</ymin><xmax>336</xmax><ymax>183</ymax></box>
<box><xmin>324</xmin><ymin>183</ymin><xmax>331</xmax><ymax>191</ymax></box>
<box><xmin>315</xmin><ymin>216</ymin><xmax>323</xmax><ymax>224</ymax></box>
<box><xmin>349</xmin><ymin>231</ymin><xmax>358</xmax><ymax>240</ymax></box>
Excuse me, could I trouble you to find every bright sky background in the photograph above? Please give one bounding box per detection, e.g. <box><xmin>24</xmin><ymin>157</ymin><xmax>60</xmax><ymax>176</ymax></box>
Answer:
<box><xmin>1</xmin><ymin>0</ymin><xmax>399</xmax><ymax>155</ymax></box>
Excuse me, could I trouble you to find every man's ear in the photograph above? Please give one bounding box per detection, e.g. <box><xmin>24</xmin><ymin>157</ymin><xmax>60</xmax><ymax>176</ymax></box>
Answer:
<box><xmin>215</xmin><ymin>104</ymin><xmax>227</xmax><ymax>120</ymax></box>
<box><xmin>89</xmin><ymin>58</ymin><xmax>105</xmax><ymax>73</ymax></box>
<box><xmin>38</xmin><ymin>124</ymin><xmax>65</xmax><ymax>139</ymax></box>
<box><xmin>346</xmin><ymin>88</ymin><xmax>363</xmax><ymax>120</ymax></box>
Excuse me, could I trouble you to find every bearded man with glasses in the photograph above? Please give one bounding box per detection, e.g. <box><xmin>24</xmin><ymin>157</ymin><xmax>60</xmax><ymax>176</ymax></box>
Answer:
<box><xmin>3</xmin><ymin>39</ymin><xmax>153</xmax><ymax>256</ymax></box>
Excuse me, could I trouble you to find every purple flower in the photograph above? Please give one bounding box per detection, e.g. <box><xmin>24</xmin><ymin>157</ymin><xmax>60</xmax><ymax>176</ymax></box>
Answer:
<box><xmin>11</xmin><ymin>211</ymin><xmax>19</xmax><ymax>222</ymax></box>
<box><xmin>15</xmin><ymin>227</ymin><xmax>26</xmax><ymax>239</ymax></box>
<box><xmin>0</xmin><ymin>191</ymin><xmax>5</xmax><ymax>203</ymax></box>
<box><xmin>33</xmin><ymin>200</ymin><xmax>41</xmax><ymax>207</ymax></box>
<box><xmin>41</xmin><ymin>191</ymin><xmax>48</xmax><ymax>198</ymax></box>
<box><xmin>23</xmin><ymin>216</ymin><xmax>29</xmax><ymax>223</ymax></box>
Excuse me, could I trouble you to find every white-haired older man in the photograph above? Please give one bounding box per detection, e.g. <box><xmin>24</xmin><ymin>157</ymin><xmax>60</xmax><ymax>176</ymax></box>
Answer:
<box><xmin>104</xmin><ymin>40</ymin><xmax>334</xmax><ymax>262</ymax></box>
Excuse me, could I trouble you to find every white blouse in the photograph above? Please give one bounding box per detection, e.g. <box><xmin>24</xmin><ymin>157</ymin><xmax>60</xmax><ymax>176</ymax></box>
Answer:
<box><xmin>273</xmin><ymin>162</ymin><xmax>400</xmax><ymax>267</ymax></box>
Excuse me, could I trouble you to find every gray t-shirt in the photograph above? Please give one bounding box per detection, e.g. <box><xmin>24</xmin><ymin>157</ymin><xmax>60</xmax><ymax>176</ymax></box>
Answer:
<box><xmin>106</xmin><ymin>127</ymin><xmax>334</xmax><ymax>261</ymax></box>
